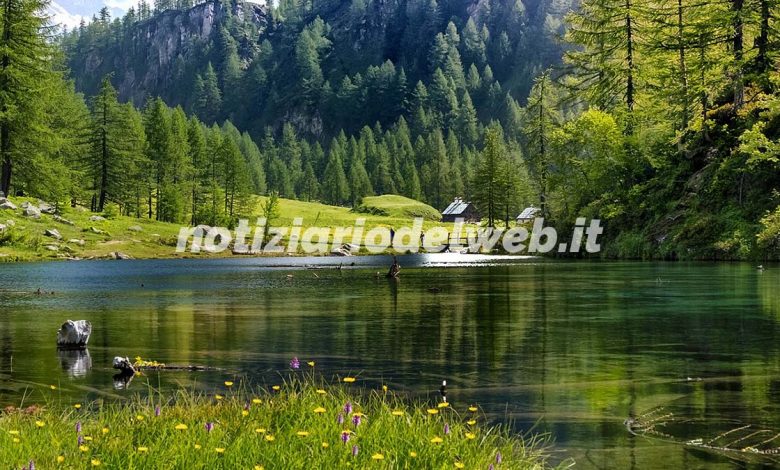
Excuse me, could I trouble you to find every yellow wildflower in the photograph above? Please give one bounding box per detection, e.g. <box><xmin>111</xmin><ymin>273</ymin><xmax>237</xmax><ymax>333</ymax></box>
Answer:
<box><xmin>215</xmin><ymin>448</ymin><xmax>225</xmax><ymax>454</ymax></box>
<box><xmin>35</xmin><ymin>421</ymin><xmax>45</xmax><ymax>427</ymax></box>
<box><xmin>372</xmin><ymin>453</ymin><xmax>385</xmax><ymax>460</ymax></box>
<box><xmin>431</xmin><ymin>436</ymin><xmax>444</xmax><ymax>444</ymax></box>
<box><xmin>438</xmin><ymin>402</ymin><xmax>450</xmax><ymax>408</ymax></box>
<box><xmin>467</xmin><ymin>420</ymin><xmax>477</xmax><ymax>426</ymax></box>
<box><xmin>74</xmin><ymin>404</ymin><xmax>82</xmax><ymax>409</ymax></box>
<box><xmin>12</xmin><ymin>437</ymin><xmax>19</xmax><ymax>443</ymax></box>
<box><xmin>322</xmin><ymin>442</ymin><xmax>329</xmax><ymax>448</ymax></box>
<box><xmin>101</xmin><ymin>427</ymin><xmax>109</xmax><ymax>435</ymax></box>
<box><xmin>84</xmin><ymin>436</ymin><xmax>93</xmax><ymax>441</ymax></box>
<box><xmin>79</xmin><ymin>445</ymin><xmax>89</xmax><ymax>452</ymax></box>
<box><xmin>465</xmin><ymin>432</ymin><xmax>476</xmax><ymax>440</ymax></box>
<box><xmin>265</xmin><ymin>434</ymin><xmax>275</xmax><ymax>442</ymax></box>
<box><xmin>382</xmin><ymin>385</ymin><xmax>388</xmax><ymax>392</ymax></box>
<box><xmin>313</xmin><ymin>406</ymin><xmax>326</xmax><ymax>414</ymax></box>
<box><xmin>242</xmin><ymin>410</ymin><xmax>249</xmax><ymax>417</ymax></box>
<box><xmin>255</xmin><ymin>428</ymin><xmax>267</xmax><ymax>434</ymax></box>
<box><xmin>468</xmin><ymin>406</ymin><xmax>478</xmax><ymax>412</ymax></box>
<box><xmin>252</xmin><ymin>398</ymin><xmax>262</xmax><ymax>404</ymax></box>
<box><xmin>307</xmin><ymin>361</ymin><xmax>315</xmax><ymax>367</ymax></box>
<box><xmin>136</xmin><ymin>415</ymin><xmax>145</xmax><ymax>421</ymax></box>
<box><xmin>455</xmin><ymin>462</ymin><xmax>465</xmax><ymax>468</ymax></box>
<box><xmin>391</xmin><ymin>410</ymin><xmax>404</xmax><ymax>416</ymax></box>
<box><xmin>50</xmin><ymin>385</ymin><xmax>57</xmax><ymax>390</ymax></box>
<box><xmin>316</xmin><ymin>389</ymin><xmax>327</xmax><ymax>394</ymax></box>
<box><xmin>224</xmin><ymin>381</ymin><xmax>234</xmax><ymax>387</ymax></box>
<box><xmin>8</xmin><ymin>430</ymin><xmax>19</xmax><ymax>435</ymax></box>
<box><xmin>57</xmin><ymin>456</ymin><xmax>65</xmax><ymax>463</ymax></box>
<box><xmin>426</xmin><ymin>409</ymin><xmax>439</xmax><ymax>415</ymax></box>
<box><xmin>271</xmin><ymin>385</ymin><xmax>281</xmax><ymax>391</ymax></box>
<box><xmin>175</xmin><ymin>423</ymin><xmax>188</xmax><ymax>430</ymax></box>
<box><xmin>215</xmin><ymin>394</ymin><xmax>224</xmax><ymax>400</ymax></box>
<box><xmin>297</xmin><ymin>431</ymin><xmax>310</xmax><ymax>437</ymax></box>
<box><xmin>138</xmin><ymin>447</ymin><xmax>149</xmax><ymax>453</ymax></box>
<box><xmin>343</xmin><ymin>377</ymin><xmax>356</xmax><ymax>383</ymax></box>
<box><xmin>409</xmin><ymin>451</ymin><xmax>418</xmax><ymax>457</ymax></box>
<box><xmin>91</xmin><ymin>459</ymin><xmax>101</xmax><ymax>467</ymax></box>
<box><xmin>194</xmin><ymin>444</ymin><xmax>202</xmax><ymax>450</ymax></box>
<box><xmin>255</xmin><ymin>466</ymin><xmax>265</xmax><ymax>470</ymax></box>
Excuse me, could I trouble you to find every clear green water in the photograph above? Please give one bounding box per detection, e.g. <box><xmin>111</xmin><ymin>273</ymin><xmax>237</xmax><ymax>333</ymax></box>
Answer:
<box><xmin>1</xmin><ymin>257</ymin><xmax>779</xmax><ymax>469</ymax></box>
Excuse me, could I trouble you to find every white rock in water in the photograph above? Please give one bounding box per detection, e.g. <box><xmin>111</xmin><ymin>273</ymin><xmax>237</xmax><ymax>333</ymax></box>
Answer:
<box><xmin>112</xmin><ymin>356</ymin><xmax>136</xmax><ymax>374</ymax></box>
<box><xmin>56</xmin><ymin>320</ymin><xmax>92</xmax><ymax>348</ymax></box>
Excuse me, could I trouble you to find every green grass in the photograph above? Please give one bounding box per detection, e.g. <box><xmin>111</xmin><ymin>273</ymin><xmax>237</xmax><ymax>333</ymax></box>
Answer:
<box><xmin>0</xmin><ymin>195</ymin><xmax>457</xmax><ymax>262</ymax></box>
<box><xmin>0</xmin><ymin>374</ymin><xmax>553</xmax><ymax>469</ymax></box>
<box><xmin>354</xmin><ymin>195</ymin><xmax>442</xmax><ymax>221</ymax></box>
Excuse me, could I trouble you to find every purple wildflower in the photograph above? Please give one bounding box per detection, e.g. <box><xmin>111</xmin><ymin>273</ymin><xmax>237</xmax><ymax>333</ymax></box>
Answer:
<box><xmin>75</xmin><ymin>421</ymin><xmax>81</xmax><ymax>433</ymax></box>
<box><xmin>489</xmin><ymin>465</ymin><xmax>495</xmax><ymax>470</ymax></box>
<box><xmin>444</xmin><ymin>423</ymin><xmax>450</xmax><ymax>435</ymax></box>
<box><xmin>28</xmin><ymin>461</ymin><xmax>35</xmax><ymax>470</ymax></box>
<box><xmin>352</xmin><ymin>414</ymin><xmax>362</xmax><ymax>427</ymax></box>
<box><xmin>155</xmin><ymin>405</ymin><xmax>161</xmax><ymax>417</ymax></box>
<box><xmin>290</xmin><ymin>357</ymin><xmax>300</xmax><ymax>369</ymax></box>
<box><xmin>343</xmin><ymin>402</ymin><xmax>352</xmax><ymax>414</ymax></box>
<box><xmin>496</xmin><ymin>451</ymin><xmax>502</xmax><ymax>464</ymax></box>
<box><xmin>341</xmin><ymin>431</ymin><xmax>350</xmax><ymax>443</ymax></box>
<box><xmin>352</xmin><ymin>444</ymin><xmax>359</xmax><ymax>456</ymax></box>
<box><xmin>337</xmin><ymin>413</ymin><xmax>344</xmax><ymax>425</ymax></box>
<box><xmin>77</xmin><ymin>435</ymin><xmax>84</xmax><ymax>446</ymax></box>
<box><xmin>205</xmin><ymin>422</ymin><xmax>214</xmax><ymax>433</ymax></box>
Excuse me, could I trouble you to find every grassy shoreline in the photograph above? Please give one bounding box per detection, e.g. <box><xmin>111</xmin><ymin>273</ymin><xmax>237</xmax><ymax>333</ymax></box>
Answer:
<box><xmin>1</xmin><ymin>374</ymin><xmax>554</xmax><ymax>469</ymax></box>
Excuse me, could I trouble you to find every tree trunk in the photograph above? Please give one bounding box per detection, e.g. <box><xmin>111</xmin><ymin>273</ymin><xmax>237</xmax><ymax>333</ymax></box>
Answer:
<box><xmin>624</xmin><ymin>0</ymin><xmax>635</xmax><ymax>132</ymax></box>
<box><xmin>732</xmin><ymin>0</ymin><xmax>744</xmax><ymax>108</ymax></box>
<box><xmin>0</xmin><ymin>0</ymin><xmax>12</xmax><ymax>197</ymax></box>
<box><xmin>676</xmin><ymin>0</ymin><xmax>689</xmax><ymax>130</ymax></box>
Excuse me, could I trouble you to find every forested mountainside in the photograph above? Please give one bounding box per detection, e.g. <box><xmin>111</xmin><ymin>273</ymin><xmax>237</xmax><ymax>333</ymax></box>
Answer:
<box><xmin>61</xmin><ymin>0</ymin><xmax>572</xmax><ymax>138</ymax></box>
<box><xmin>2</xmin><ymin>0</ymin><xmax>779</xmax><ymax>260</ymax></box>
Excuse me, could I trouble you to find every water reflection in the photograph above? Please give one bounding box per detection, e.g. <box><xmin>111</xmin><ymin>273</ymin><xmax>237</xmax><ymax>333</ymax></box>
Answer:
<box><xmin>57</xmin><ymin>348</ymin><xmax>92</xmax><ymax>378</ymax></box>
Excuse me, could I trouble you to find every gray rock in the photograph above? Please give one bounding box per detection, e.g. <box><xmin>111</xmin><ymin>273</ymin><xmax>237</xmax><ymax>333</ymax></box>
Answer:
<box><xmin>89</xmin><ymin>215</ymin><xmax>106</xmax><ymax>222</ymax></box>
<box><xmin>0</xmin><ymin>198</ymin><xmax>17</xmax><ymax>210</ymax></box>
<box><xmin>5</xmin><ymin>219</ymin><xmax>14</xmax><ymax>227</ymax></box>
<box><xmin>52</xmin><ymin>214</ymin><xmax>75</xmax><ymax>226</ymax></box>
<box><xmin>23</xmin><ymin>206</ymin><xmax>41</xmax><ymax>219</ymax></box>
<box><xmin>56</xmin><ymin>320</ymin><xmax>92</xmax><ymax>349</ymax></box>
<box><xmin>111</xmin><ymin>251</ymin><xmax>133</xmax><ymax>260</ymax></box>
<box><xmin>67</xmin><ymin>238</ymin><xmax>86</xmax><ymax>247</ymax></box>
<box><xmin>44</xmin><ymin>228</ymin><xmax>62</xmax><ymax>240</ymax></box>
<box><xmin>0</xmin><ymin>224</ymin><xmax>6</xmax><ymax>232</ymax></box>
<box><xmin>38</xmin><ymin>201</ymin><xmax>55</xmax><ymax>214</ymax></box>
<box><xmin>127</xmin><ymin>225</ymin><xmax>143</xmax><ymax>232</ymax></box>
<box><xmin>89</xmin><ymin>226</ymin><xmax>105</xmax><ymax>234</ymax></box>
<box><xmin>43</xmin><ymin>244</ymin><xmax>59</xmax><ymax>251</ymax></box>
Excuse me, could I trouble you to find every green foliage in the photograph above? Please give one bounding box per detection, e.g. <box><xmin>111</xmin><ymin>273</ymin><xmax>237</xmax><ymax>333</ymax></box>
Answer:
<box><xmin>354</xmin><ymin>195</ymin><xmax>441</xmax><ymax>220</ymax></box>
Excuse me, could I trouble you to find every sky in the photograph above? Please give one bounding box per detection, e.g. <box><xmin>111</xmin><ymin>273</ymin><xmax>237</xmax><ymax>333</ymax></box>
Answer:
<box><xmin>48</xmin><ymin>0</ymin><xmax>134</xmax><ymax>29</ymax></box>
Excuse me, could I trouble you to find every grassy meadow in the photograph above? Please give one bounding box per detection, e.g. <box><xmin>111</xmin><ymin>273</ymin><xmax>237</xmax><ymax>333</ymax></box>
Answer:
<box><xmin>0</xmin><ymin>195</ymin><xmax>456</xmax><ymax>262</ymax></box>
<box><xmin>1</xmin><ymin>372</ymin><xmax>552</xmax><ymax>469</ymax></box>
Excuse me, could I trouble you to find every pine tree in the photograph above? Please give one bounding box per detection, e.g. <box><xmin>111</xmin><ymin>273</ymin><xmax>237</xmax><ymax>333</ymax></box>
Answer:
<box><xmin>523</xmin><ymin>71</ymin><xmax>560</xmax><ymax>218</ymax></box>
<box><xmin>322</xmin><ymin>138</ymin><xmax>349</xmax><ymax>205</ymax></box>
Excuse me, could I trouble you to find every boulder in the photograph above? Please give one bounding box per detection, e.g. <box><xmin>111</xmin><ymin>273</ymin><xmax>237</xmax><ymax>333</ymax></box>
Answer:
<box><xmin>52</xmin><ymin>214</ymin><xmax>75</xmax><ymax>226</ymax></box>
<box><xmin>89</xmin><ymin>215</ymin><xmax>106</xmax><ymax>222</ymax></box>
<box><xmin>43</xmin><ymin>244</ymin><xmax>59</xmax><ymax>251</ymax></box>
<box><xmin>0</xmin><ymin>198</ymin><xmax>17</xmax><ymax>210</ymax></box>
<box><xmin>23</xmin><ymin>206</ymin><xmax>41</xmax><ymax>219</ymax></box>
<box><xmin>89</xmin><ymin>226</ymin><xmax>105</xmax><ymax>234</ymax></box>
<box><xmin>67</xmin><ymin>238</ymin><xmax>86</xmax><ymax>247</ymax></box>
<box><xmin>56</xmin><ymin>320</ymin><xmax>92</xmax><ymax>349</ymax></box>
<box><xmin>44</xmin><ymin>228</ymin><xmax>62</xmax><ymax>240</ymax></box>
<box><xmin>38</xmin><ymin>201</ymin><xmax>55</xmax><ymax>214</ymax></box>
<box><xmin>110</xmin><ymin>251</ymin><xmax>133</xmax><ymax>260</ymax></box>
<box><xmin>127</xmin><ymin>225</ymin><xmax>143</xmax><ymax>232</ymax></box>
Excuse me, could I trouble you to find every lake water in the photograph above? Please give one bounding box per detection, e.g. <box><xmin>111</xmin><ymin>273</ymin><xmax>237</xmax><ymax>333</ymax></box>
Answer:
<box><xmin>1</xmin><ymin>256</ymin><xmax>779</xmax><ymax>469</ymax></box>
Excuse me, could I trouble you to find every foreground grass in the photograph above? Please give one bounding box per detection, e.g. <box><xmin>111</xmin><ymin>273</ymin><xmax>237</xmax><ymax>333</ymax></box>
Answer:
<box><xmin>1</xmin><ymin>375</ymin><xmax>552</xmax><ymax>469</ymax></box>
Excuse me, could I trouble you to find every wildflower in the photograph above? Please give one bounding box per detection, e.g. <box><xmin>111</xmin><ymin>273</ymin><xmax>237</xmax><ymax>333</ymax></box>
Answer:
<box><xmin>252</xmin><ymin>398</ymin><xmax>262</xmax><ymax>404</ymax></box>
<box><xmin>444</xmin><ymin>423</ymin><xmax>450</xmax><ymax>435</ymax></box>
<box><xmin>242</xmin><ymin>410</ymin><xmax>249</xmax><ymax>417</ymax></box>
<box><xmin>455</xmin><ymin>463</ymin><xmax>465</xmax><ymax>469</ymax></box>
<box><xmin>50</xmin><ymin>385</ymin><xmax>57</xmax><ymax>390</ymax></box>
<box><xmin>75</xmin><ymin>422</ymin><xmax>82</xmax><ymax>433</ymax></box>
<box><xmin>175</xmin><ymin>423</ymin><xmax>188</xmax><ymax>430</ymax></box>
<box><xmin>307</xmin><ymin>361</ymin><xmax>315</xmax><ymax>367</ymax></box>
<box><xmin>79</xmin><ymin>445</ymin><xmax>89</xmax><ymax>452</ymax></box>
<box><xmin>343</xmin><ymin>402</ymin><xmax>353</xmax><ymax>414</ymax></box>
<box><xmin>12</xmin><ymin>437</ymin><xmax>19</xmax><ymax>443</ymax></box>
<box><xmin>74</xmin><ymin>404</ymin><xmax>82</xmax><ymax>409</ymax></box>
<box><xmin>296</xmin><ymin>431</ymin><xmax>310</xmax><ymax>437</ymax></box>
<box><xmin>316</xmin><ymin>389</ymin><xmax>326</xmax><ymax>394</ymax></box>
<box><xmin>271</xmin><ymin>386</ymin><xmax>280</xmax><ymax>391</ymax></box>
<box><xmin>225</xmin><ymin>381</ymin><xmax>234</xmax><ymax>387</ymax></box>
<box><xmin>254</xmin><ymin>428</ymin><xmax>266</xmax><ymax>434</ymax></box>
<box><xmin>313</xmin><ymin>406</ymin><xmax>326</xmax><ymax>414</ymax></box>
<box><xmin>205</xmin><ymin>422</ymin><xmax>215</xmax><ymax>432</ymax></box>
<box><xmin>101</xmin><ymin>427</ymin><xmax>109</xmax><ymax>435</ymax></box>
<box><xmin>343</xmin><ymin>377</ymin><xmax>356</xmax><ymax>383</ymax></box>
<box><xmin>352</xmin><ymin>414</ymin><xmax>362</xmax><ymax>427</ymax></box>
<box><xmin>430</xmin><ymin>436</ymin><xmax>444</xmax><ymax>444</ymax></box>
<box><xmin>84</xmin><ymin>436</ymin><xmax>93</xmax><ymax>441</ymax></box>
<box><xmin>8</xmin><ymin>430</ymin><xmax>19</xmax><ymax>435</ymax></box>
<box><xmin>426</xmin><ymin>409</ymin><xmax>439</xmax><ymax>415</ymax></box>
<box><xmin>382</xmin><ymin>384</ymin><xmax>388</xmax><ymax>392</ymax></box>
<box><xmin>467</xmin><ymin>419</ymin><xmax>476</xmax><ymax>426</ymax></box>
<box><xmin>155</xmin><ymin>405</ymin><xmax>161</xmax><ymax>417</ymax></box>
<box><xmin>488</xmin><ymin>465</ymin><xmax>494</xmax><ymax>470</ymax></box>
<box><xmin>194</xmin><ymin>444</ymin><xmax>202</xmax><ymax>449</ymax></box>
<box><xmin>371</xmin><ymin>453</ymin><xmax>384</xmax><ymax>460</ymax></box>
<box><xmin>341</xmin><ymin>430</ymin><xmax>351</xmax><ymax>443</ymax></box>
<box><xmin>438</xmin><ymin>402</ymin><xmax>450</xmax><ymax>408</ymax></box>
<box><xmin>138</xmin><ymin>447</ymin><xmax>149</xmax><ymax>453</ymax></box>
<box><xmin>391</xmin><ymin>410</ymin><xmax>404</xmax><ymax>416</ymax></box>
<box><xmin>78</xmin><ymin>435</ymin><xmax>84</xmax><ymax>446</ymax></box>
<box><xmin>90</xmin><ymin>459</ymin><xmax>101</xmax><ymax>467</ymax></box>
<box><xmin>35</xmin><ymin>421</ymin><xmax>45</xmax><ymax>428</ymax></box>
<box><xmin>264</xmin><ymin>434</ymin><xmax>275</xmax><ymax>442</ymax></box>
<box><xmin>468</xmin><ymin>406</ymin><xmax>478</xmax><ymax>412</ymax></box>
<box><xmin>465</xmin><ymin>432</ymin><xmax>476</xmax><ymax>440</ymax></box>
<box><xmin>215</xmin><ymin>448</ymin><xmax>225</xmax><ymax>454</ymax></box>
<box><xmin>290</xmin><ymin>357</ymin><xmax>300</xmax><ymax>369</ymax></box>
<box><xmin>337</xmin><ymin>413</ymin><xmax>344</xmax><ymax>425</ymax></box>
<box><xmin>136</xmin><ymin>415</ymin><xmax>145</xmax><ymax>421</ymax></box>
<box><xmin>409</xmin><ymin>451</ymin><xmax>418</xmax><ymax>458</ymax></box>
<box><xmin>57</xmin><ymin>456</ymin><xmax>65</xmax><ymax>463</ymax></box>
<box><xmin>496</xmin><ymin>452</ymin><xmax>502</xmax><ymax>464</ymax></box>
<box><xmin>254</xmin><ymin>466</ymin><xmax>265</xmax><ymax>470</ymax></box>
<box><xmin>352</xmin><ymin>444</ymin><xmax>359</xmax><ymax>456</ymax></box>
<box><xmin>215</xmin><ymin>394</ymin><xmax>224</xmax><ymax>400</ymax></box>
<box><xmin>321</xmin><ymin>442</ymin><xmax>329</xmax><ymax>448</ymax></box>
